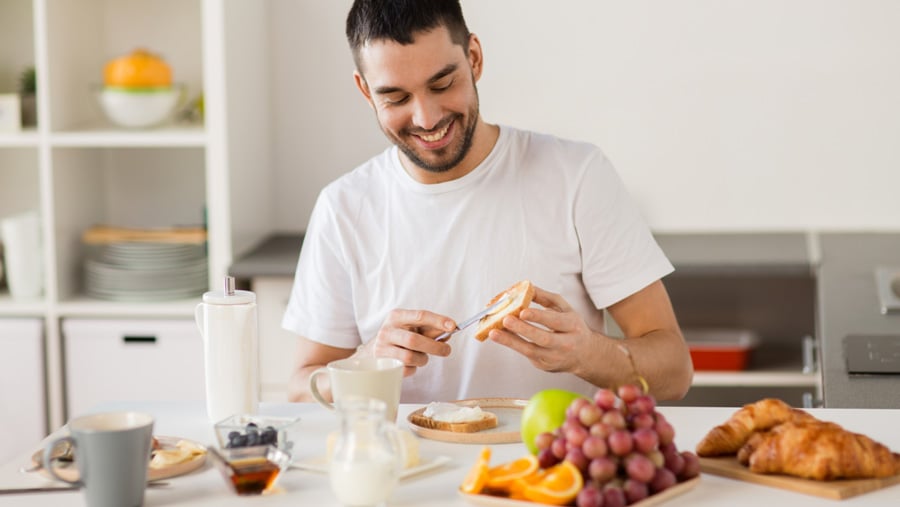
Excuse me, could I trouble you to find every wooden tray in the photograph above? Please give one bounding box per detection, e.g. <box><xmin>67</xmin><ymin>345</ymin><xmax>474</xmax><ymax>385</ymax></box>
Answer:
<box><xmin>460</xmin><ymin>476</ymin><xmax>700</xmax><ymax>506</ymax></box>
<box><xmin>407</xmin><ymin>398</ymin><xmax>527</xmax><ymax>444</ymax></box>
<box><xmin>699</xmin><ymin>456</ymin><xmax>900</xmax><ymax>500</ymax></box>
<box><xmin>33</xmin><ymin>435</ymin><xmax>207</xmax><ymax>483</ymax></box>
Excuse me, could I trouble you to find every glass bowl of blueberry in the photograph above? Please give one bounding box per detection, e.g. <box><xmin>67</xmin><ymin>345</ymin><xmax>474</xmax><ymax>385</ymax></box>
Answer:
<box><xmin>214</xmin><ymin>415</ymin><xmax>301</xmax><ymax>459</ymax></box>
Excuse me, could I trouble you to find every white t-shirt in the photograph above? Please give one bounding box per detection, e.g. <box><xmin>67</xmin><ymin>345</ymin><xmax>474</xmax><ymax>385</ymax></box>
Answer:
<box><xmin>283</xmin><ymin>126</ymin><xmax>673</xmax><ymax>402</ymax></box>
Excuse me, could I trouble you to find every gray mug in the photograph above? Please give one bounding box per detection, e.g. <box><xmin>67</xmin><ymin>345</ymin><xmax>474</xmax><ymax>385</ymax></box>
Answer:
<box><xmin>43</xmin><ymin>412</ymin><xmax>154</xmax><ymax>507</ymax></box>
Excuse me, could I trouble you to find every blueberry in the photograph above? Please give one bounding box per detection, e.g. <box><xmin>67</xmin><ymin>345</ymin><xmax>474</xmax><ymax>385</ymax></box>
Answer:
<box><xmin>227</xmin><ymin>431</ymin><xmax>240</xmax><ymax>440</ymax></box>
<box><xmin>227</xmin><ymin>434</ymin><xmax>243</xmax><ymax>448</ymax></box>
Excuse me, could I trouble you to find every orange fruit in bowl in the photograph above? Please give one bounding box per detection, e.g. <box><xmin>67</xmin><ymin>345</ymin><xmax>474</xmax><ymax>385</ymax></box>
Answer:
<box><xmin>507</xmin><ymin>467</ymin><xmax>550</xmax><ymax>500</ymax></box>
<box><xmin>521</xmin><ymin>460</ymin><xmax>583</xmax><ymax>506</ymax></box>
<box><xmin>460</xmin><ymin>446</ymin><xmax>491</xmax><ymax>495</ymax></box>
<box><xmin>486</xmin><ymin>454</ymin><xmax>540</xmax><ymax>490</ymax></box>
<box><xmin>104</xmin><ymin>48</ymin><xmax>172</xmax><ymax>89</ymax></box>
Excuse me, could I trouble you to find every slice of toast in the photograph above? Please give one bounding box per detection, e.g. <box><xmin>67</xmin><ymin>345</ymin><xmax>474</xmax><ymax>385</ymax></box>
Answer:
<box><xmin>409</xmin><ymin>411</ymin><xmax>499</xmax><ymax>433</ymax></box>
<box><xmin>473</xmin><ymin>280</ymin><xmax>535</xmax><ymax>341</ymax></box>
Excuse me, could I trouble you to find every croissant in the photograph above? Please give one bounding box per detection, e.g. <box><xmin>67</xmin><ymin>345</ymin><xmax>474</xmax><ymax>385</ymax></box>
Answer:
<box><xmin>741</xmin><ymin>420</ymin><xmax>900</xmax><ymax>480</ymax></box>
<box><xmin>696</xmin><ymin>398</ymin><xmax>816</xmax><ymax>456</ymax></box>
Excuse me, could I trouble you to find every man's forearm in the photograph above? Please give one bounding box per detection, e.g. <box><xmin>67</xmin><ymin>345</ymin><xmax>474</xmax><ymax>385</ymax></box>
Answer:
<box><xmin>575</xmin><ymin>330</ymin><xmax>693</xmax><ymax>401</ymax></box>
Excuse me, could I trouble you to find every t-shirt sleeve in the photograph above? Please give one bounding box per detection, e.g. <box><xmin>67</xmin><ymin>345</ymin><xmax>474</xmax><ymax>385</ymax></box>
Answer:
<box><xmin>281</xmin><ymin>191</ymin><xmax>362</xmax><ymax>349</ymax></box>
<box><xmin>575</xmin><ymin>150</ymin><xmax>673</xmax><ymax>309</ymax></box>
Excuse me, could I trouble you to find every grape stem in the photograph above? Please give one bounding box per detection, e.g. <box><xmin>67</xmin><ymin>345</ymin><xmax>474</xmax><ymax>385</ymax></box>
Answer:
<box><xmin>617</xmin><ymin>344</ymin><xmax>649</xmax><ymax>394</ymax></box>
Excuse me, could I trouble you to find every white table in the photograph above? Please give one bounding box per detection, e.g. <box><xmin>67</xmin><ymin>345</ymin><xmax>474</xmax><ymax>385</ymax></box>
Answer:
<box><xmin>2</xmin><ymin>402</ymin><xmax>899</xmax><ymax>506</ymax></box>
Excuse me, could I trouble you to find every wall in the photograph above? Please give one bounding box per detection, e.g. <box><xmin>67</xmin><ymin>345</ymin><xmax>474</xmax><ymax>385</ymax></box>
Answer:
<box><xmin>269</xmin><ymin>0</ymin><xmax>900</xmax><ymax>233</ymax></box>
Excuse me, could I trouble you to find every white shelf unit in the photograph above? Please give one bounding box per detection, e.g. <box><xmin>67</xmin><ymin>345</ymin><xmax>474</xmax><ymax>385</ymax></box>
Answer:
<box><xmin>0</xmin><ymin>0</ymin><xmax>272</xmax><ymax>430</ymax></box>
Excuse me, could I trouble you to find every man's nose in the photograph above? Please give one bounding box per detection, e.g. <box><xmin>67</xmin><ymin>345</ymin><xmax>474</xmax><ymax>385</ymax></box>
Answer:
<box><xmin>410</xmin><ymin>96</ymin><xmax>442</xmax><ymax>131</ymax></box>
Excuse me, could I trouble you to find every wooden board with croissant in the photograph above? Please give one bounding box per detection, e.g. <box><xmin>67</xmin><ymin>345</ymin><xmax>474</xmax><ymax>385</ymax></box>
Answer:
<box><xmin>695</xmin><ymin>398</ymin><xmax>900</xmax><ymax>500</ymax></box>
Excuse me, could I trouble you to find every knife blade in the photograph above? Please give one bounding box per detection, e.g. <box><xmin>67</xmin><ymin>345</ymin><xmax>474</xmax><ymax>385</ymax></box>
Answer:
<box><xmin>434</xmin><ymin>293</ymin><xmax>512</xmax><ymax>342</ymax></box>
<box><xmin>0</xmin><ymin>486</ymin><xmax>79</xmax><ymax>495</ymax></box>
<box><xmin>1</xmin><ymin>482</ymin><xmax>169</xmax><ymax>495</ymax></box>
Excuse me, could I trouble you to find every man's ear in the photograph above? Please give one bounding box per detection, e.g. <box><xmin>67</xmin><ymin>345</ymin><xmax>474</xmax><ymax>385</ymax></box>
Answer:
<box><xmin>468</xmin><ymin>33</ymin><xmax>484</xmax><ymax>81</ymax></box>
<box><xmin>354</xmin><ymin>70</ymin><xmax>375</xmax><ymax>109</ymax></box>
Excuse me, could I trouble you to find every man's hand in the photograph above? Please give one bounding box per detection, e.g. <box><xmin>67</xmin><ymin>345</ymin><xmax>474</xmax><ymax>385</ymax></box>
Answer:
<box><xmin>486</xmin><ymin>286</ymin><xmax>590</xmax><ymax>373</ymax></box>
<box><xmin>360</xmin><ymin>309</ymin><xmax>455</xmax><ymax>377</ymax></box>
<box><xmin>288</xmin><ymin>308</ymin><xmax>456</xmax><ymax>402</ymax></box>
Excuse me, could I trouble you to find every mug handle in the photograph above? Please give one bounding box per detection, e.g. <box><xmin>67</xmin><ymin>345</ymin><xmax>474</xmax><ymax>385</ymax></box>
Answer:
<box><xmin>43</xmin><ymin>436</ymin><xmax>80</xmax><ymax>486</ymax></box>
<box><xmin>308</xmin><ymin>367</ymin><xmax>334</xmax><ymax>411</ymax></box>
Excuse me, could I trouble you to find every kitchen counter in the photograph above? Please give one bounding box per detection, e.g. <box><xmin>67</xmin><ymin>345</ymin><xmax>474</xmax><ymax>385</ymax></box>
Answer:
<box><xmin>654</xmin><ymin>232</ymin><xmax>814</xmax><ymax>276</ymax></box>
<box><xmin>2</xmin><ymin>402</ymin><xmax>899</xmax><ymax>506</ymax></box>
<box><xmin>817</xmin><ymin>233</ymin><xmax>900</xmax><ymax>408</ymax></box>
<box><xmin>234</xmin><ymin>232</ymin><xmax>816</xmax><ymax>279</ymax></box>
<box><xmin>228</xmin><ymin>233</ymin><xmax>304</xmax><ymax>279</ymax></box>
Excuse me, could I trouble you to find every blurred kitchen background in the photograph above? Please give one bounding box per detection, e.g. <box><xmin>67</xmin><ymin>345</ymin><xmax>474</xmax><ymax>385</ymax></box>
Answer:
<box><xmin>1</xmin><ymin>0</ymin><xmax>898</xmax><ymax>463</ymax></box>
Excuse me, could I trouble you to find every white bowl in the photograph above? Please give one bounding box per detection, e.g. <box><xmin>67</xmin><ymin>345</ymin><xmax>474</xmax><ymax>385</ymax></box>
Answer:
<box><xmin>96</xmin><ymin>85</ymin><xmax>184</xmax><ymax>128</ymax></box>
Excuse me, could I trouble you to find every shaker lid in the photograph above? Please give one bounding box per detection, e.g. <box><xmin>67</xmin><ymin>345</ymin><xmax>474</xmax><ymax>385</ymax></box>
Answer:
<box><xmin>202</xmin><ymin>276</ymin><xmax>256</xmax><ymax>305</ymax></box>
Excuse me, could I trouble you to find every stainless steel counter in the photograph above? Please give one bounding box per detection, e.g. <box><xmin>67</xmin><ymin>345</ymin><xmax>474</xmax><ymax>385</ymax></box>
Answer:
<box><xmin>817</xmin><ymin>233</ymin><xmax>900</xmax><ymax>408</ymax></box>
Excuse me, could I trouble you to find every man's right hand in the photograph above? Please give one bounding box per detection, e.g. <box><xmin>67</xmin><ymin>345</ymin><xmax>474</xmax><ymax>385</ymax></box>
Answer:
<box><xmin>287</xmin><ymin>309</ymin><xmax>455</xmax><ymax>402</ymax></box>
<box><xmin>359</xmin><ymin>309</ymin><xmax>455</xmax><ymax>377</ymax></box>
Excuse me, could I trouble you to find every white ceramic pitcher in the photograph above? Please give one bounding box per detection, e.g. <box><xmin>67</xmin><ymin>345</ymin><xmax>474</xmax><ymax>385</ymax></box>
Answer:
<box><xmin>195</xmin><ymin>276</ymin><xmax>259</xmax><ymax>423</ymax></box>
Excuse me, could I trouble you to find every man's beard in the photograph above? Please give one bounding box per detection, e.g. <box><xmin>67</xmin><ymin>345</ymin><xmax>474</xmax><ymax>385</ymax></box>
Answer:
<box><xmin>381</xmin><ymin>92</ymin><xmax>480</xmax><ymax>174</ymax></box>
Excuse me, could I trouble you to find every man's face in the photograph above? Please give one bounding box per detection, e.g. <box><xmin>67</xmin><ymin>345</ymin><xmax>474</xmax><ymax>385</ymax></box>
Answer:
<box><xmin>355</xmin><ymin>27</ymin><xmax>481</xmax><ymax>175</ymax></box>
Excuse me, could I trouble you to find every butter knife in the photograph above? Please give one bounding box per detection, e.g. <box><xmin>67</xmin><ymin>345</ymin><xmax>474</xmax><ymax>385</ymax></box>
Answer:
<box><xmin>1</xmin><ymin>482</ymin><xmax>170</xmax><ymax>495</ymax></box>
<box><xmin>434</xmin><ymin>293</ymin><xmax>512</xmax><ymax>342</ymax></box>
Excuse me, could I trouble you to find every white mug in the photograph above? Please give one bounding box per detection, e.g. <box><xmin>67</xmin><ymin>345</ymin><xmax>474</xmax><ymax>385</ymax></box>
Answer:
<box><xmin>0</xmin><ymin>211</ymin><xmax>43</xmax><ymax>300</ymax></box>
<box><xmin>309</xmin><ymin>357</ymin><xmax>403</xmax><ymax>422</ymax></box>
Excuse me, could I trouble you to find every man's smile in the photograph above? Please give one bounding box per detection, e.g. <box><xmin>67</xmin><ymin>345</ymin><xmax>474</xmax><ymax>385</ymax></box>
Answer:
<box><xmin>413</xmin><ymin>120</ymin><xmax>454</xmax><ymax>147</ymax></box>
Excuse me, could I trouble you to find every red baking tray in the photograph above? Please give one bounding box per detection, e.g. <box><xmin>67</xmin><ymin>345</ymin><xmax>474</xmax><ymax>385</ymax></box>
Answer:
<box><xmin>684</xmin><ymin>328</ymin><xmax>759</xmax><ymax>371</ymax></box>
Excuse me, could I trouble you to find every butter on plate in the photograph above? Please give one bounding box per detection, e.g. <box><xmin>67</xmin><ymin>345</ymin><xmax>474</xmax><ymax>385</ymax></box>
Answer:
<box><xmin>423</xmin><ymin>402</ymin><xmax>487</xmax><ymax>423</ymax></box>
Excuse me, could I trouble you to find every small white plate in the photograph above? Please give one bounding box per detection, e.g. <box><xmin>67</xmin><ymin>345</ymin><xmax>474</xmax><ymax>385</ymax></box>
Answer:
<box><xmin>291</xmin><ymin>453</ymin><xmax>451</xmax><ymax>480</ymax></box>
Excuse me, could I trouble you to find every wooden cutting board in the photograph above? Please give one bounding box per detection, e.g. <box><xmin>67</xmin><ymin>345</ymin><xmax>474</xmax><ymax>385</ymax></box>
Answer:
<box><xmin>699</xmin><ymin>456</ymin><xmax>900</xmax><ymax>500</ymax></box>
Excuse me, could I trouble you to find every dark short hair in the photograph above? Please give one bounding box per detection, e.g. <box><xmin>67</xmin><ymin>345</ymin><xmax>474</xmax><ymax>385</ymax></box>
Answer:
<box><xmin>346</xmin><ymin>0</ymin><xmax>470</xmax><ymax>70</ymax></box>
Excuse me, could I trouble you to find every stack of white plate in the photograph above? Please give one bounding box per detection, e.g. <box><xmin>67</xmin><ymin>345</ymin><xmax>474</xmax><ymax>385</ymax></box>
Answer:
<box><xmin>84</xmin><ymin>242</ymin><xmax>207</xmax><ymax>302</ymax></box>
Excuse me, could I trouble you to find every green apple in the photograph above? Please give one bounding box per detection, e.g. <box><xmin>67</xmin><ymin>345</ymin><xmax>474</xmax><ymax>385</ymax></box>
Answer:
<box><xmin>520</xmin><ymin>388</ymin><xmax>586</xmax><ymax>454</ymax></box>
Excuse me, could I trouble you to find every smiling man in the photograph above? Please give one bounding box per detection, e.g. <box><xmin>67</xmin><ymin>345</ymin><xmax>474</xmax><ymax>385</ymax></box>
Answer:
<box><xmin>283</xmin><ymin>0</ymin><xmax>693</xmax><ymax>404</ymax></box>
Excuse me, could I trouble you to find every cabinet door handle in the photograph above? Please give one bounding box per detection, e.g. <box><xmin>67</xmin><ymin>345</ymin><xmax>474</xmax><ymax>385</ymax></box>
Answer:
<box><xmin>802</xmin><ymin>392</ymin><xmax>823</xmax><ymax>408</ymax></box>
<box><xmin>122</xmin><ymin>335</ymin><xmax>157</xmax><ymax>344</ymax></box>
<box><xmin>802</xmin><ymin>335</ymin><xmax>817</xmax><ymax>373</ymax></box>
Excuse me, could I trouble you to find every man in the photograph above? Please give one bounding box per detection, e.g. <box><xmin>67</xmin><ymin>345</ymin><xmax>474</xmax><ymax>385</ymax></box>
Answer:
<box><xmin>283</xmin><ymin>0</ymin><xmax>692</xmax><ymax>403</ymax></box>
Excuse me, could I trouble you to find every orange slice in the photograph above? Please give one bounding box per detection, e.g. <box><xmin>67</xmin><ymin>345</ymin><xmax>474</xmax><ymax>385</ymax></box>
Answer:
<box><xmin>460</xmin><ymin>446</ymin><xmax>491</xmax><ymax>494</ymax></box>
<box><xmin>486</xmin><ymin>454</ymin><xmax>540</xmax><ymax>490</ymax></box>
<box><xmin>522</xmin><ymin>460</ymin><xmax>584</xmax><ymax>506</ymax></box>
<box><xmin>507</xmin><ymin>467</ymin><xmax>550</xmax><ymax>500</ymax></box>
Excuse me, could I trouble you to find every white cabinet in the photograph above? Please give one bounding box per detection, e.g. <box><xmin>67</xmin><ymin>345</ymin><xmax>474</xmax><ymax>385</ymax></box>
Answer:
<box><xmin>0</xmin><ymin>318</ymin><xmax>45</xmax><ymax>464</ymax></box>
<box><xmin>253</xmin><ymin>276</ymin><xmax>297</xmax><ymax>401</ymax></box>
<box><xmin>0</xmin><ymin>0</ymin><xmax>273</xmax><ymax>429</ymax></box>
<box><xmin>63</xmin><ymin>318</ymin><xmax>205</xmax><ymax>417</ymax></box>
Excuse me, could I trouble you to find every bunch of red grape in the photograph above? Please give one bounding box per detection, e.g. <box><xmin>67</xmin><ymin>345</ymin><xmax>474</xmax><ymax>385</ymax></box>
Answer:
<box><xmin>533</xmin><ymin>384</ymin><xmax>699</xmax><ymax>507</ymax></box>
